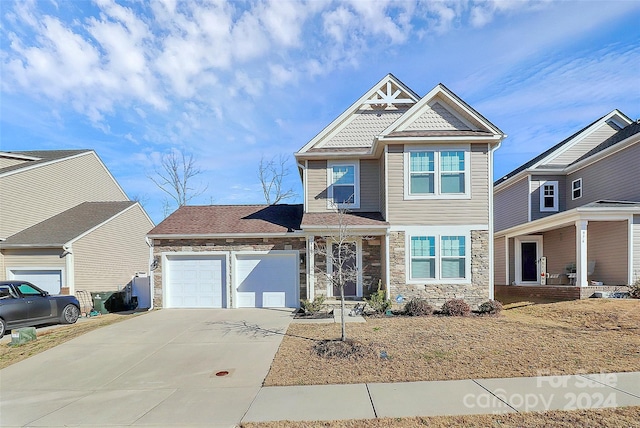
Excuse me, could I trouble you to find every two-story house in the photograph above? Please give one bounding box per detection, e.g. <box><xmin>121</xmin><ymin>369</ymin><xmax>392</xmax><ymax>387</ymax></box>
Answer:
<box><xmin>494</xmin><ymin>111</ymin><xmax>640</xmax><ymax>300</ymax></box>
<box><xmin>0</xmin><ymin>150</ymin><xmax>154</xmax><ymax>300</ymax></box>
<box><xmin>148</xmin><ymin>74</ymin><xmax>505</xmax><ymax>309</ymax></box>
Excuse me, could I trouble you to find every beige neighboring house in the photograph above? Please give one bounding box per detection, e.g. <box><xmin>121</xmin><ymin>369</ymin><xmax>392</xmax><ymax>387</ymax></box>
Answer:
<box><xmin>0</xmin><ymin>150</ymin><xmax>154</xmax><ymax>298</ymax></box>
<box><xmin>494</xmin><ymin>111</ymin><xmax>640</xmax><ymax>299</ymax></box>
<box><xmin>148</xmin><ymin>74</ymin><xmax>505</xmax><ymax>309</ymax></box>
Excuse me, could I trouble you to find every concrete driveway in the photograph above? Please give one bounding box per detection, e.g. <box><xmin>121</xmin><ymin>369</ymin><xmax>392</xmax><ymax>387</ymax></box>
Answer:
<box><xmin>0</xmin><ymin>308</ymin><xmax>293</xmax><ymax>427</ymax></box>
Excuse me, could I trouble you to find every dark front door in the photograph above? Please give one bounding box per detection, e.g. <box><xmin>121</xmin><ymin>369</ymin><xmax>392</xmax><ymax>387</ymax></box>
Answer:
<box><xmin>521</xmin><ymin>242</ymin><xmax>538</xmax><ymax>282</ymax></box>
<box><xmin>332</xmin><ymin>242</ymin><xmax>357</xmax><ymax>297</ymax></box>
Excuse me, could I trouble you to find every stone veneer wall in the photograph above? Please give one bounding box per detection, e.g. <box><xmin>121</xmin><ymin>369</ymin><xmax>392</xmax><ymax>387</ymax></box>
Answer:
<box><xmin>311</xmin><ymin>236</ymin><xmax>383</xmax><ymax>299</ymax></box>
<box><xmin>152</xmin><ymin>237</ymin><xmax>306</xmax><ymax>308</ymax></box>
<box><xmin>389</xmin><ymin>230</ymin><xmax>490</xmax><ymax>309</ymax></box>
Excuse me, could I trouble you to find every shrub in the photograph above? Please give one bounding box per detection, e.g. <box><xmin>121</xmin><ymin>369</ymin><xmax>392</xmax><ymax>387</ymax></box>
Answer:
<box><xmin>366</xmin><ymin>283</ymin><xmax>391</xmax><ymax>314</ymax></box>
<box><xmin>478</xmin><ymin>299</ymin><xmax>503</xmax><ymax>315</ymax></box>
<box><xmin>441</xmin><ymin>299</ymin><xmax>471</xmax><ymax>316</ymax></box>
<box><xmin>403</xmin><ymin>298</ymin><xmax>433</xmax><ymax>316</ymax></box>
<box><xmin>630</xmin><ymin>278</ymin><xmax>640</xmax><ymax>299</ymax></box>
<box><xmin>300</xmin><ymin>294</ymin><xmax>326</xmax><ymax>314</ymax></box>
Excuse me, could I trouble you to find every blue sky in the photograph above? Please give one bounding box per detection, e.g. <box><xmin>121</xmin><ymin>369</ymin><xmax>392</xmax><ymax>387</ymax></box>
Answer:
<box><xmin>2</xmin><ymin>0</ymin><xmax>639</xmax><ymax>224</ymax></box>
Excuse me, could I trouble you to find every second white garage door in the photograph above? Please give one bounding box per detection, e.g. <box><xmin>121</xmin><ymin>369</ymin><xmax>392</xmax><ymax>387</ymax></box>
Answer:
<box><xmin>165</xmin><ymin>255</ymin><xmax>226</xmax><ymax>308</ymax></box>
<box><xmin>235</xmin><ymin>252</ymin><xmax>298</xmax><ymax>308</ymax></box>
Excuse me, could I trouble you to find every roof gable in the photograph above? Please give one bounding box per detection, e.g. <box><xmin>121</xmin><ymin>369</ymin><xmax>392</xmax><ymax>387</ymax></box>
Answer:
<box><xmin>380</xmin><ymin>83</ymin><xmax>504</xmax><ymax>138</ymax></box>
<box><xmin>297</xmin><ymin>74</ymin><xmax>420</xmax><ymax>154</ymax></box>
<box><xmin>496</xmin><ymin>109</ymin><xmax>633</xmax><ymax>186</ymax></box>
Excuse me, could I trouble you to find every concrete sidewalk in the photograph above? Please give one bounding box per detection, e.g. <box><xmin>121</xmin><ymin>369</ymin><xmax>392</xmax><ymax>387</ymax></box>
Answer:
<box><xmin>242</xmin><ymin>372</ymin><xmax>640</xmax><ymax>423</ymax></box>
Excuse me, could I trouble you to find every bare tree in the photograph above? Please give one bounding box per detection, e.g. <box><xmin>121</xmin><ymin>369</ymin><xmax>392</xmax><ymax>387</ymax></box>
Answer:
<box><xmin>258</xmin><ymin>154</ymin><xmax>296</xmax><ymax>204</ymax></box>
<box><xmin>148</xmin><ymin>150</ymin><xmax>208</xmax><ymax>212</ymax></box>
<box><xmin>313</xmin><ymin>206</ymin><xmax>362</xmax><ymax>342</ymax></box>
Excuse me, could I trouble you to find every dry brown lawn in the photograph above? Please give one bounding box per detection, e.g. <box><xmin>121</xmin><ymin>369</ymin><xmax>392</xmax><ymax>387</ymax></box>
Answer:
<box><xmin>241</xmin><ymin>406</ymin><xmax>640</xmax><ymax>428</ymax></box>
<box><xmin>0</xmin><ymin>312</ymin><xmax>141</xmax><ymax>369</ymax></box>
<box><xmin>265</xmin><ymin>299</ymin><xmax>640</xmax><ymax>386</ymax></box>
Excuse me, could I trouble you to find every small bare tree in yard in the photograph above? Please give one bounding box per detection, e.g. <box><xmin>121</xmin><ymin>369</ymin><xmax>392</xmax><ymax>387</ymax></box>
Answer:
<box><xmin>148</xmin><ymin>150</ymin><xmax>208</xmax><ymax>215</ymax></box>
<box><xmin>313</xmin><ymin>207</ymin><xmax>361</xmax><ymax>342</ymax></box>
<box><xmin>258</xmin><ymin>154</ymin><xmax>296</xmax><ymax>204</ymax></box>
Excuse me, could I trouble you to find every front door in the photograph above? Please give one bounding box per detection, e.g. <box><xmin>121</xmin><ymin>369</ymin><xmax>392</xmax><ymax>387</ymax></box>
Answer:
<box><xmin>332</xmin><ymin>242</ymin><xmax>357</xmax><ymax>298</ymax></box>
<box><xmin>521</xmin><ymin>242</ymin><xmax>538</xmax><ymax>282</ymax></box>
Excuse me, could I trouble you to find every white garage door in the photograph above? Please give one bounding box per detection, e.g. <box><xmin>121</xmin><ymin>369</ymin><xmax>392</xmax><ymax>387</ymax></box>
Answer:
<box><xmin>10</xmin><ymin>270</ymin><xmax>62</xmax><ymax>295</ymax></box>
<box><xmin>165</xmin><ymin>255</ymin><xmax>226</xmax><ymax>308</ymax></box>
<box><xmin>235</xmin><ymin>252</ymin><xmax>298</xmax><ymax>308</ymax></box>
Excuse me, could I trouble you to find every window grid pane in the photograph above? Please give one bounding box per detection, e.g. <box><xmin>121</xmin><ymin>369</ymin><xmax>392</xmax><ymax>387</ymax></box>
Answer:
<box><xmin>411</xmin><ymin>236</ymin><xmax>435</xmax><ymax>257</ymax></box>
<box><xmin>332</xmin><ymin>166</ymin><xmax>354</xmax><ymax>185</ymax></box>
<box><xmin>410</xmin><ymin>152</ymin><xmax>434</xmax><ymax>172</ymax></box>
<box><xmin>441</xmin><ymin>151</ymin><xmax>464</xmax><ymax>172</ymax></box>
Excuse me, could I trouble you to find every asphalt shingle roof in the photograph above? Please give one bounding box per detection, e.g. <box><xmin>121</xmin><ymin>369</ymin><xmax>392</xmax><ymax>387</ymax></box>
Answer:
<box><xmin>571</xmin><ymin>121</ymin><xmax>640</xmax><ymax>165</ymax></box>
<box><xmin>301</xmin><ymin>211</ymin><xmax>388</xmax><ymax>228</ymax></box>
<box><xmin>0</xmin><ymin>150</ymin><xmax>91</xmax><ymax>175</ymax></box>
<box><xmin>1</xmin><ymin>201</ymin><xmax>136</xmax><ymax>246</ymax></box>
<box><xmin>148</xmin><ymin>204</ymin><xmax>304</xmax><ymax>236</ymax></box>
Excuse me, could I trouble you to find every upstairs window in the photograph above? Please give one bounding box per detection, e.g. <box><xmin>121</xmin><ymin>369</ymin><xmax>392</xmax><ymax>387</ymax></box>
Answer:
<box><xmin>572</xmin><ymin>178</ymin><xmax>582</xmax><ymax>200</ymax></box>
<box><xmin>404</xmin><ymin>146</ymin><xmax>470</xmax><ymax>199</ymax></box>
<box><xmin>409</xmin><ymin>152</ymin><xmax>434</xmax><ymax>194</ymax></box>
<box><xmin>540</xmin><ymin>181</ymin><xmax>559</xmax><ymax>212</ymax></box>
<box><xmin>440</xmin><ymin>151</ymin><xmax>465</xmax><ymax>194</ymax></box>
<box><xmin>327</xmin><ymin>161</ymin><xmax>360</xmax><ymax>208</ymax></box>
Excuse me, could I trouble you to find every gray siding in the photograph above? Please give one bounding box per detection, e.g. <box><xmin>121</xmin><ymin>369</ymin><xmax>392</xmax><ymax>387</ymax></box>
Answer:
<box><xmin>0</xmin><ymin>153</ymin><xmax>127</xmax><ymax>238</ymax></box>
<box><xmin>305</xmin><ymin>159</ymin><xmax>381</xmax><ymax>213</ymax></box>
<box><xmin>587</xmin><ymin>221</ymin><xmax>628</xmax><ymax>285</ymax></box>
<box><xmin>386</xmin><ymin>144</ymin><xmax>490</xmax><ymax>225</ymax></box>
<box><xmin>306</xmin><ymin>160</ymin><xmax>328</xmax><ymax>212</ymax></box>
<box><xmin>360</xmin><ymin>159</ymin><xmax>381</xmax><ymax>212</ymax></box>
<box><xmin>549</xmin><ymin>122</ymin><xmax>619</xmax><ymax>166</ymax></box>
<box><xmin>530</xmin><ymin>175</ymin><xmax>566</xmax><ymax>221</ymax></box>
<box><xmin>542</xmin><ymin>226</ymin><xmax>576</xmax><ymax>276</ymax></box>
<box><xmin>380</xmin><ymin>153</ymin><xmax>387</xmax><ymax>219</ymax></box>
<box><xmin>566</xmin><ymin>143</ymin><xmax>640</xmax><ymax>210</ymax></box>
<box><xmin>494</xmin><ymin>177</ymin><xmax>529</xmax><ymax>231</ymax></box>
<box><xmin>74</xmin><ymin>204</ymin><xmax>152</xmax><ymax>292</ymax></box>
<box><xmin>494</xmin><ymin>236</ymin><xmax>507</xmax><ymax>285</ymax></box>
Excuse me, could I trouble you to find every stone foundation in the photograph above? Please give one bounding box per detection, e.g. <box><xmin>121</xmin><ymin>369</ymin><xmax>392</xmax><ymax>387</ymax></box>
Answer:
<box><xmin>152</xmin><ymin>237</ymin><xmax>306</xmax><ymax>308</ymax></box>
<box><xmin>389</xmin><ymin>230</ymin><xmax>490</xmax><ymax>309</ymax></box>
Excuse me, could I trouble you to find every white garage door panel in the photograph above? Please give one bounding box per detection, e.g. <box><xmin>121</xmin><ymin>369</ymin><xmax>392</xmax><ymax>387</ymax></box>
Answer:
<box><xmin>166</xmin><ymin>256</ymin><xmax>225</xmax><ymax>308</ymax></box>
<box><xmin>236</xmin><ymin>254</ymin><xmax>297</xmax><ymax>308</ymax></box>
<box><xmin>10</xmin><ymin>270</ymin><xmax>62</xmax><ymax>295</ymax></box>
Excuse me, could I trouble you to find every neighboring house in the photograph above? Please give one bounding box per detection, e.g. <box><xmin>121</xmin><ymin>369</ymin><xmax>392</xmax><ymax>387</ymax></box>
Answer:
<box><xmin>494</xmin><ymin>111</ymin><xmax>640</xmax><ymax>298</ymax></box>
<box><xmin>0</xmin><ymin>150</ymin><xmax>154</xmax><ymax>298</ymax></box>
<box><xmin>148</xmin><ymin>74</ymin><xmax>505</xmax><ymax>309</ymax></box>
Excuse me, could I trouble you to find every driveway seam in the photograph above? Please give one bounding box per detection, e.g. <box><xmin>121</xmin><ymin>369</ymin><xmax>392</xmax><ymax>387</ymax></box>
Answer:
<box><xmin>365</xmin><ymin>383</ymin><xmax>378</xmax><ymax>418</ymax></box>
<box><xmin>472</xmin><ymin>379</ymin><xmax>519</xmax><ymax>413</ymax></box>
<box><xmin>577</xmin><ymin>374</ymin><xmax>640</xmax><ymax>399</ymax></box>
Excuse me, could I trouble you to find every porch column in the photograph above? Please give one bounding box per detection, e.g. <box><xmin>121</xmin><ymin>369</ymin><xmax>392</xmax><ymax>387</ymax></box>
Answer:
<box><xmin>307</xmin><ymin>235</ymin><xmax>315</xmax><ymax>300</ymax></box>
<box><xmin>575</xmin><ymin>220</ymin><xmax>588</xmax><ymax>287</ymax></box>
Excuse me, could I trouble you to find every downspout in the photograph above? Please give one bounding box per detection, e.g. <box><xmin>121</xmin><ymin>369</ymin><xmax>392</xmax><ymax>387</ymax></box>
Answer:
<box><xmin>63</xmin><ymin>245</ymin><xmax>74</xmax><ymax>295</ymax></box>
<box><xmin>145</xmin><ymin>237</ymin><xmax>154</xmax><ymax>310</ymax></box>
<box><xmin>488</xmin><ymin>140</ymin><xmax>502</xmax><ymax>300</ymax></box>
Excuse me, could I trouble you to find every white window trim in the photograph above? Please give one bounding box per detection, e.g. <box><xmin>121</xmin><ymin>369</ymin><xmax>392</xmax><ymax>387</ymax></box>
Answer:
<box><xmin>539</xmin><ymin>180</ymin><xmax>559</xmax><ymax>212</ymax></box>
<box><xmin>405</xmin><ymin>228</ymin><xmax>471</xmax><ymax>285</ymax></box>
<box><xmin>327</xmin><ymin>160</ymin><xmax>360</xmax><ymax>209</ymax></box>
<box><xmin>571</xmin><ymin>178</ymin><xmax>582</xmax><ymax>200</ymax></box>
<box><xmin>403</xmin><ymin>144</ymin><xmax>471</xmax><ymax>200</ymax></box>
<box><xmin>514</xmin><ymin>236</ymin><xmax>543</xmax><ymax>285</ymax></box>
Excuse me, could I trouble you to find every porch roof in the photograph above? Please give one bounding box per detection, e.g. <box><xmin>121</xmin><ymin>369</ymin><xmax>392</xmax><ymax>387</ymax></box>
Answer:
<box><xmin>301</xmin><ymin>211</ymin><xmax>389</xmax><ymax>230</ymax></box>
<box><xmin>496</xmin><ymin>200</ymin><xmax>640</xmax><ymax>238</ymax></box>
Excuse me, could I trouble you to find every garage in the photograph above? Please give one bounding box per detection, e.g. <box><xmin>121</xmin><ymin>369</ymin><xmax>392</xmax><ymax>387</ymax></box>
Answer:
<box><xmin>234</xmin><ymin>251</ymin><xmax>298</xmax><ymax>308</ymax></box>
<box><xmin>9</xmin><ymin>269</ymin><xmax>63</xmax><ymax>295</ymax></box>
<box><xmin>164</xmin><ymin>254</ymin><xmax>227</xmax><ymax>308</ymax></box>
